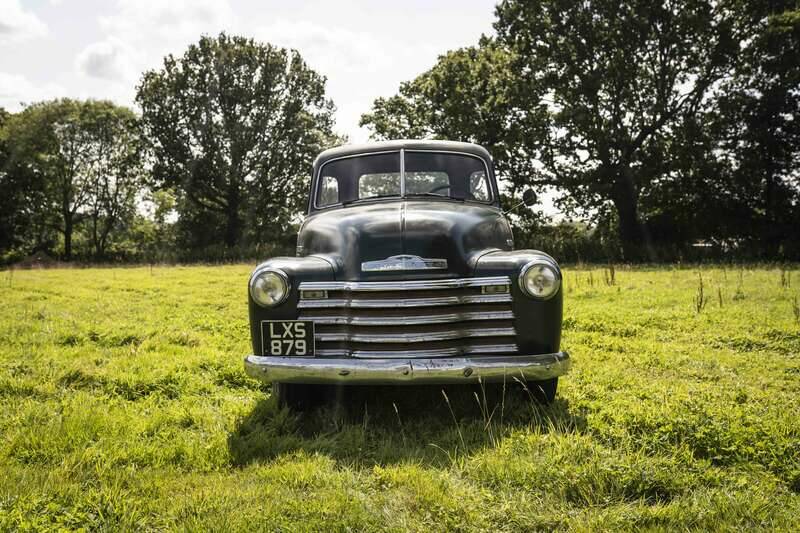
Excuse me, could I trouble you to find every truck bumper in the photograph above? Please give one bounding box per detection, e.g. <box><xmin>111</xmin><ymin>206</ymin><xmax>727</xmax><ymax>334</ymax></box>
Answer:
<box><xmin>244</xmin><ymin>352</ymin><xmax>570</xmax><ymax>385</ymax></box>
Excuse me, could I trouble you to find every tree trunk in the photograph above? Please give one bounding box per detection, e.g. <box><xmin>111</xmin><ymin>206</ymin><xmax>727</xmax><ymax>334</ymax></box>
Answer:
<box><xmin>224</xmin><ymin>185</ymin><xmax>242</xmax><ymax>248</ymax></box>
<box><xmin>98</xmin><ymin>218</ymin><xmax>112</xmax><ymax>259</ymax></box>
<box><xmin>761</xmin><ymin>139</ymin><xmax>781</xmax><ymax>258</ymax></box>
<box><xmin>91</xmin><ymin>213</ymin><xmax>101</xmax><ymax>259</ymax></box>
<box><xmin>63</xmin><ymin>213</ymin><xmax>73</xmax><ymax>261</ymax></box>
<box><xmin>611</xmin><ymin>173</ymin><xmax>646</xmax><ymax>261</ymax></box>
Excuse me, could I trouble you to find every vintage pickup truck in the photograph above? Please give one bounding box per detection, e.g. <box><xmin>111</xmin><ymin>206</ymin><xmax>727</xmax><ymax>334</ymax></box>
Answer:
<box><xmin>244</xmin><ymin>140</ymin><xmax>570</xmax><ymax>407</ymax></box>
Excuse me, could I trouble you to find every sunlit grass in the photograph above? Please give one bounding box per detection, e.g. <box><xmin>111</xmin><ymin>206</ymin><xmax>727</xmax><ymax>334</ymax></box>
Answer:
<box><xmin>1</xmin><ymin>264</ymin><xmax>798</xmax><ymax>530</ymax></box>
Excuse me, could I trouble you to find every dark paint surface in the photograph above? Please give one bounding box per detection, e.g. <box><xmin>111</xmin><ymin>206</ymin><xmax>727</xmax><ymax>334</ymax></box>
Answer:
<box><xmin>297</xmin><ymin>200</ymin><xmax>513</xmax><ymax>280</ymax></box>
<box><xmin>249</xmin><ymin>141</ymin><xmax>563</xmax><ymax>358</ymax></box>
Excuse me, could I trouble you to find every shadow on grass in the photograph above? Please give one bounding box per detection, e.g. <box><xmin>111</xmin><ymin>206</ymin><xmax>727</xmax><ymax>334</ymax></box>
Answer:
<box><xmin>227</xmin><ymin>383</ymin><xmax>586</xmax><ymax>468</ymax></box>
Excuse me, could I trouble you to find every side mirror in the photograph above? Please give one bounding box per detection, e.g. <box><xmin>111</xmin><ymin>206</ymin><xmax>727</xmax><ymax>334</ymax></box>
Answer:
<box><xmin>523</xmin><ymin>189</ymin><xmax>537</xmax><ymax>207</ymax></box>
<box><xmin>503</xmin><ymin>188</ymin><xmax>538</xmax><ymax>215</ymax></box>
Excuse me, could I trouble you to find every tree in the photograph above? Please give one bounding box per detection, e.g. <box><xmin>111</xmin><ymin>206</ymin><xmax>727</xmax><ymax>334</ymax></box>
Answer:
<box><xmin>359</xmin><ymin>41</ymin><xmax>550</xmax><ymax>206</ymax></box>
<box><xmin>0</xmin><ymin>108</ymin><xmax>21</xmax><ymax>254</ymax></box>
<box><xmin>4</xmin><ymin>100</ymin><xmax>91</xmax><ymax>260</ymax></box>
<box><xmin>493</xmin><ymin>0</ymin><xmax>742</xmax><ymax>259</ymax></box>
<box><xmin>2</xmin><ymin>109</ymin><xmax>58</xmax><ymax>260</ymax></box>
<box><xmin>83</xmin><ymin>106</ymin><xmax>142</xmax><ymax>258</ymax></box>
<box><xmin>636</xmin><ymin>2</ymin><xmax>800</xmax><ymax>258</ymax></box>
<box><xmin>136</xmin><ymin>33</ymin><xmax>340</xmax><ymax>250</ymax></box>
<box><xmin>363</xmin><ymin>2</ymin><xmax>744</xmax><ymax>259</ymax></box>
<box><xmin>2</xmin><ymin>99</ymin><xmax>142</xmax><ymax>260</ymax></box>
<box><xmin>709</xmin><ymin>3</ymin><xmax>800</xmax><ymax>256</ymax></box>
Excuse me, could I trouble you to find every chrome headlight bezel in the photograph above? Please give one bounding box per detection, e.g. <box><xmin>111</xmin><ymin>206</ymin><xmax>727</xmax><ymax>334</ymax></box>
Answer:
<box><xmin>518</xmin><ymin>260</ymin><xmax>561</xmax><ymax>300</ymax></box>
<box><xmin>249</xmin><ymin>267</ymin><xmax>290</xmax><ymax>307</ymax></box>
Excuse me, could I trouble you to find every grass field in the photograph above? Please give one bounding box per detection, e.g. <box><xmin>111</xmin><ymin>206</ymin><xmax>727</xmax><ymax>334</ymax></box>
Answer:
<box><xmin>1</xmin><ymin>264</ymin><xmax>799</xmax><ymax>531</ymax></box>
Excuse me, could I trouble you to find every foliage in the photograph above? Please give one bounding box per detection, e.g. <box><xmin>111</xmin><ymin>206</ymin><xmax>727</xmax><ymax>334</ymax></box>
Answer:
<box><xmin>0</xmin><ymin>108</ymin><xmax>21</xmax><ymax>253</ymax></box>
<box><xmin>706</xmin><ymin>2</ymin><xmax>800</xmax><ymax>256</ymax></box>
<box><xmin>0</xmin><ymin>107</ymin><xmax>55</xmax><ymax>259</ymax></box>
<box><xmin>136</xmin><ymin>33</ymin><xmax>341</xmax><ymax>250</ymax></box>
<box><xmin>0</xmin><ymin>99</ymin><xmax>141</xmax><ymax>260</ymax></box>
<box><xmin>359</xmin><ymin>41</ymin><xmax>548</xmax><ymax>205</ymax></box>
<box><xmin>361</xmin><ymin>0</ymin><xmax>800</xmax><ymax>261</ymax></box>
<box><xmin>495</xmin><ymin>0</ymin><xmax>742</xmax><ymax>259</ymax></box>
<box><xmin>1</xmin><ymin>265</ymin><xmax>799</xmax><ymax>530</ymax></box>
<box><xmin>83</xmin><ymin>105</ymin><xmax>142</xmax><ymax>258</ymax></box>
<box><xmin>1</xmin><ymin>34</ymin><xmax>341</xmax><ymax>264</ymax></box>
<box><xmin>2</xmin><ymin>6</ymin><xmax>799</xmax><ymax>264</ymax></box>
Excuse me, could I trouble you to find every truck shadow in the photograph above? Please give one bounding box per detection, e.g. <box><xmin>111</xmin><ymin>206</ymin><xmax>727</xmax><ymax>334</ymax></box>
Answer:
<box><xmin>227</xmin><ymin>383</ymin><xmax>587</xmax><ymax>468</ymax></box>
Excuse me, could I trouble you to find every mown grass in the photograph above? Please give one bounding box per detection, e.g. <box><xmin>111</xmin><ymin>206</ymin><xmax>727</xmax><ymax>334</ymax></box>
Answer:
<box><xmin>0</xmin><ymin>264</ymin><xmax>798</xmax><ymax>531</ymax></box>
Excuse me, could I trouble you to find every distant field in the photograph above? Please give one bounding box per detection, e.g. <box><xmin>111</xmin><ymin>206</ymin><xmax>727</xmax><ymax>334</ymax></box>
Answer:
<box><xmin>1</xmin><ymin>264</ymin><xmax>799</xmax><ymax>531</ymax></box>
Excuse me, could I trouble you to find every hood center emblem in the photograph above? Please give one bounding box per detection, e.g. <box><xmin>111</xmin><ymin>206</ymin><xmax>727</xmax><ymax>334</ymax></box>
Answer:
<box><xmin>361</xmin><ymin>255</ymin><xmax>448</xmax><ymax>272</ymax></box>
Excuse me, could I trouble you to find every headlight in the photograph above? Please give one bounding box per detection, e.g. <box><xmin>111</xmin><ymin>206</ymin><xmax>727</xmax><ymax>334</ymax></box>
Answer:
<box><xmin>519</xmin><ymin>261</ymin><xmax>560</xmax><ymax>300</ymax></box>
<box><xmin>249</xmin><ymin>268</ymin><xmax>290</xmax><ymax>307</ymax></box>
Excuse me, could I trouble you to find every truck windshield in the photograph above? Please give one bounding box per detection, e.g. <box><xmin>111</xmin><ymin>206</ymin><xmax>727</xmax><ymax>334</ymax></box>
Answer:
<box><xmin>316</xmin><ymin>151</ymin><xmax>492</xmax><ymax>208</ymax></box>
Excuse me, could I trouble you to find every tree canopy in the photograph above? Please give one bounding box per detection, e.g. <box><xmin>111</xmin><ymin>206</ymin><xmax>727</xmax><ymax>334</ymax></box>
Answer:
<box><xmin>1</xmin><ymin>7</ymin><xmax>799</xmax><ymax>264</ymax></box>
<box><xmin>359</xmin><ymin>41</ymin><xmax>549</xmax><ymax>205</ymax></box>
<box><xmin>136</xmin><ymin>33</ymin><xmax>340</xmax><ymax>250</ymax></box>
<box><xmin>361</xmin><ymin>0</ymin><xmax>800</xmax><ymax>260</ymax></box>
<box><xmin>1</xmin><ymin>99</ymin><xmax>140</xmax><ymax>260</ymax></box>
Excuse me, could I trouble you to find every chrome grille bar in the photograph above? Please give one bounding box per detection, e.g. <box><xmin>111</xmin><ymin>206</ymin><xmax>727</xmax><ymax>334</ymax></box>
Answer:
<box><xmin>299</xmin><ymin>276</ymin><xmax>511</xmax><ymax>292</ymax></box>
<box><xmin>316</xmin><ymin>326</ymin><xmax>516</xmax><ymax>344</ymax></box>
<box><xmin>298</xmin><ymin>293</ymin><xmax>511</xmax><ymax>309</ymax></box>
<box><xmin>298</xmin><ymin>309</ymin><xmax>514</xmax><ymax>326</ymax></box>
<box><xmin>316</xmin><ymin>343</ymin><xmax>519</xmax><ymax>359</ymax></box>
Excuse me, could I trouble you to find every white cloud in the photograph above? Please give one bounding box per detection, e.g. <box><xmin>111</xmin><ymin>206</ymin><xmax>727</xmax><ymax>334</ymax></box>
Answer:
<box><xmin>75</xmin><ymin>37</ymin><xmax>138</xmax><ymax>82</ymax></box>
<box><xmin>0</xmin><ymin>0</ymin><xmax>48</xmax><ymax>44</ymax></box>
<box><xmin>77</xmin><ymin>0</ymin><xmax>235</xmax><ymax>82</ymax></box>
<box><xmin>256</xmin><ymin>20</ymin><xmax>388</xmax><ymax>74</ymax></box>
<box><xmin>255</xmin><ymin>19</ymin><xmax>443</xmax><ymax>78</ymax></box>
<box><xmin>0</xmin><ymin>72</ymin><xmax>63</xmax><ymax>110</ymax></box>
<box><xmin>98</xmin><ymin>0</ymin><xmax>234</xmax><ymax>50</ymax></box>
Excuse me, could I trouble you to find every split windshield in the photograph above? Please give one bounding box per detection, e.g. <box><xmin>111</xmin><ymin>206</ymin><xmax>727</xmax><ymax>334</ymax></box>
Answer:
<box><xmin>316</xmin><ymin>151</ymin><xmax>493</xmax><ymax>208</ymax></box>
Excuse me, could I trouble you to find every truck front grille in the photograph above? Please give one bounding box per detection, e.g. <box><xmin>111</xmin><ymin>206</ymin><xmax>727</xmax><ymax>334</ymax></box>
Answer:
<box><xmin>298</xmin><ymin>276</ymin><xmax>518</xmax><ymax>358</ymax></box>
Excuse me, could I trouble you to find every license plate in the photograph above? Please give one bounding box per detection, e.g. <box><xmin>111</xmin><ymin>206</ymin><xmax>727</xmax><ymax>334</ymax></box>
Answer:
<box><xmin>260</xmin><ymin>320</ymin><xmax>315</xmax><ymax>356</ymax></box>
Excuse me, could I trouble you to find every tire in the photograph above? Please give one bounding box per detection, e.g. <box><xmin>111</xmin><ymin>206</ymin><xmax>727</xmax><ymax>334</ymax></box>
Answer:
<box><xmin>272</xmin><ymin>382</ymin><xmax>322</xmax><ymax>411</ymax></box>
<box><xmin>524</xmin><ymin>377</ymin><xmax>558</xmax><ymax>405</ymax></box>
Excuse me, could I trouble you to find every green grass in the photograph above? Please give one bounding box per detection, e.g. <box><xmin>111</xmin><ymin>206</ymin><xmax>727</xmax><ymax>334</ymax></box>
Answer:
<box><xmin>1</xmin><ymin>264</ymin><xmax>799</xmax><ymax>531</ymax></box>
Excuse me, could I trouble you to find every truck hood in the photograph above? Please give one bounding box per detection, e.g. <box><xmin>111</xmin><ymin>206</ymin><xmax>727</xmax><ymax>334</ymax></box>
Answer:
<box><xmin>297</xmin><ymin>200</ymin><xmax>513</xmax><ymax>280</ymax></box>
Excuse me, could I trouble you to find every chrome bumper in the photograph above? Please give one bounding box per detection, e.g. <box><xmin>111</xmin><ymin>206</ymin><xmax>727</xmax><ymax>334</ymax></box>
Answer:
<box><xmin>244</xmin><ymin>352</ymin><xmax>570</xmax><ymax>385</ymax></box>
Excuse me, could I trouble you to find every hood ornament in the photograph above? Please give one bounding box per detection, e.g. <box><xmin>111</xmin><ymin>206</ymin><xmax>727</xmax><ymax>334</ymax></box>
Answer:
<box><xmin>362</xmin><ymin>254</ymin><xmax>448</xmax><ymax>272</ymax></box>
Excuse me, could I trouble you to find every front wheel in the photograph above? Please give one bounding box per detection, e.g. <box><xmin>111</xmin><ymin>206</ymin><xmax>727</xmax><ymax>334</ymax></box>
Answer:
<box><xmin>272</xmin><ymin>382</ymin><xmax>322</xmax><ymax>410</ymax></box>
<box><xmin>523</xmin><ymin>377</ymin><xmax>558</xmax><ymax>405</ymax></box>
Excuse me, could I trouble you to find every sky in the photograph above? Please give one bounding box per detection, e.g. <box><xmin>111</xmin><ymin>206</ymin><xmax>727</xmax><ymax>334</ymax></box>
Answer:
<box><xmin>0</xmin><ymin>0</ymin><xmax>499</xmax><ymax>143</ymax></box>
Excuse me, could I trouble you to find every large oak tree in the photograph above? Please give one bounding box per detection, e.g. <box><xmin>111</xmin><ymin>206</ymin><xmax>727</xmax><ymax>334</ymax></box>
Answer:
<box><xmin>498</xmin><ymin>0</ymin><xmax>741</xmax><ymax>259</ymax></box>
<box><xmin>136</xmin><ymin>33</ymin><xmax>339</xmax><ymax>249</ymax></box>
<box><xmin>361</xmin><ymin>1</ymin><xmax>751</xmax><ymax>259</ymax></box>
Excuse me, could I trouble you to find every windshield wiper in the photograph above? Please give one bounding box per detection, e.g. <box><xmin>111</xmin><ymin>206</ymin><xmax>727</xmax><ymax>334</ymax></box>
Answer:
<box><xmin>341</xmin><ymin>194</ymin><xmax>399</xmax><ymax>206</ymax></box>
<box><xmin>404</xmin><ymin>192</ymin><xmax>463</xmax><ymax>201</ymax></box>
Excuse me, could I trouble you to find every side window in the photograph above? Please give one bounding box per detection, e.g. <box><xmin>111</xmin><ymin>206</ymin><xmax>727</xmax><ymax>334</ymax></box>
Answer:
<box><xmin>318</xmin><ymin>175</ymin><xmax>340</xmax><ymax>206</ymax></box>
<box><xmin>469</xmin><ymin>170</ymin><xmax>490</xmax><ymax>201</ymax></box>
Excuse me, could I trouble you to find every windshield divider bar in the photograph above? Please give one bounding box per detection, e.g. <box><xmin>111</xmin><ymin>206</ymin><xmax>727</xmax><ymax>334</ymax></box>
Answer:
<box><xmin>400</xmin><ymin>148</ymin><xmax>405</xmax><ymax>198</ymax></box>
